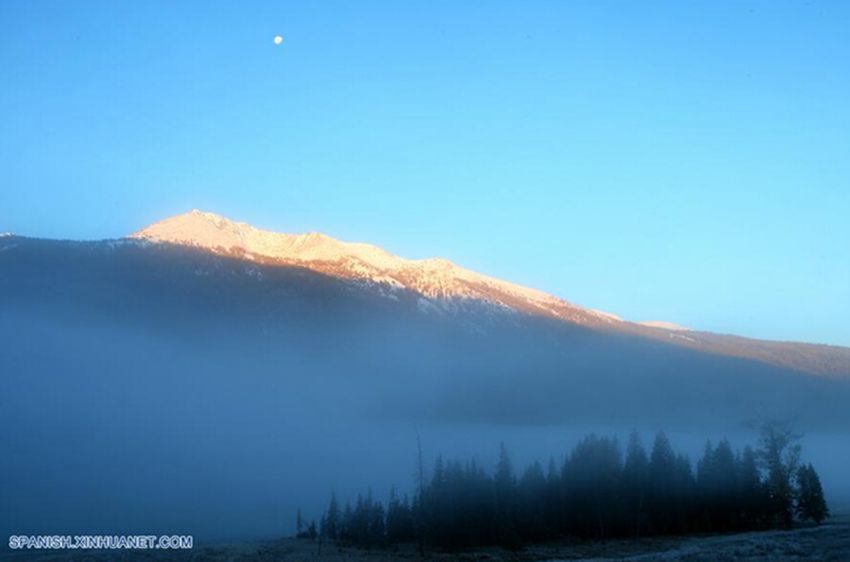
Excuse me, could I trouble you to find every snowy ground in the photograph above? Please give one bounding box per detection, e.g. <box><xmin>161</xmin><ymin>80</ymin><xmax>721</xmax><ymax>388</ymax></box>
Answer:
<box><xmin>4</xmin><ymin>513</ymin><xmax>848</xmax><ymax>561</ymax></box>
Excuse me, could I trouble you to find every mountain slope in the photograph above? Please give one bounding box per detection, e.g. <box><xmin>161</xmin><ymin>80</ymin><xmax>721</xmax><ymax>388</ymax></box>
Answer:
<box><xmin>3</xmin><ymin>219</ymin><xmax>849</xmax><ymax>542</ymax></box>
<box><xmin>2</xmin><ymin>234</ymin><xmax>849</xmax><ymax>429</ymax></box>
<box><xmin>128</xmin><ymin>210</ymin><xmax>850</xmax><ymax>377</ymax></box>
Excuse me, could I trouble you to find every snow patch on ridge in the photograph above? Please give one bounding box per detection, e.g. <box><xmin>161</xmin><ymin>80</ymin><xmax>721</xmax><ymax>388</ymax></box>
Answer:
<box><xmin>590</xmin><ymin>309</ymin><xmax>623</xmax><ymax>323</ymax></box>
<box><xmin>640</xmin><ymin>320</ymin><xmax>690</xmax><ymax>331</ymax></box>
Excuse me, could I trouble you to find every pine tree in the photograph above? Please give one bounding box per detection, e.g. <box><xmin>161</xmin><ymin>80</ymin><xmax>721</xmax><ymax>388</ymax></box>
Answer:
<box><xmin>796</xmin><ymin>463</ymin><xmax>829</xmax><ymax>524</ymax></box>
<box><xmin>622</xmin><ymin>431</ymin><xmax>649</xmax><ymax>537</ymax></box>
<box><xmin>737</xmin><ymin>446</ymin><xmax>765</xmax><ymax>528</ymax></box>
<box><xmin>757</xmin><ymin>421</ymin><xmax>801</xmax><ymax>529</ymax></box>
<box><xmin>672</xmin><ymin>453</ymin><xmax>695</xmax><ymax>534</ymax></box>
<box><xmin>544</xmin><ymin>457</ymin><xmax>561</xmax><ymax>534</ymax></box>
<box><xmin>648</xmin><ymin>432</ymin><xmax>677</xmax><ymax>534</ymax></box>
<box><xmin>517</xmin><ymin>461</ymin><xmax>547</xmax><ymax>541</ymax></box>
<box><xmin>324</xmin><ymin>492</ymin><xmax>340</xmax><ymax>540</ymax></box>
<box><xmin>341</xmin><ymin>501</ymin><xmax>353</xmax><ymax>543</ymax></box>
<box><xmin>307</xmin><ymin>520</ymin><xmax>318</xmax><ymax>540</ymax></box>
<box><xmin>386</xmin><ymin>488</ymin><xmax>415</xmax><ymax>543</ymax></box>
<box><xmin>697</xmin><ymin>439</ymin><xmax>737</xmax><ymax>531</ymax></box>
<box><xmin>369</xmin><ymin>501</ymin><xmax>386</xmax><ymax>547</ymax></box>
<box><xmin>296</xmin><ymin>508</ymin><xmax>304</xmax><ymax>538</ymax></box>
<box><xmin>494</xmin><ymin>443</ymin><xmax>520</xmax><ymax>547</ymax></box>
<box><xmin>562</xmin><ymin>435</ymin><xmax>622</xmax><ymax>538</ymax></box>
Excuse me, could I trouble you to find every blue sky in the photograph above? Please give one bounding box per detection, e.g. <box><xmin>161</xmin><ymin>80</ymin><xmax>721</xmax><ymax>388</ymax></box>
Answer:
<box><xmin>2</xmin><ymin>1</ymin><xmax>848</xmax><ymax>346</ymax></box>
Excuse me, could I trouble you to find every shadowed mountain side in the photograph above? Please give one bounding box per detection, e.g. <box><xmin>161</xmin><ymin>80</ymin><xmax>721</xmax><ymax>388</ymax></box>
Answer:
<box><xmin>1</xmin><ymin>236</ymin><xmax>849</xmax><ymax>431</ymax></box>
<box><xmin>127</xmin><ymin>210</ymin><xmax>850</xmax><ymax>378</ymax></box>
<box><xmin>615</xmin><ymin>323</ymin><xmax>850</xmax><ymax>379</ymax></box>
<box><xmin>3</xmin><ymin>236</ymin><xmax>850</xmax><ymax>540</ymax></box>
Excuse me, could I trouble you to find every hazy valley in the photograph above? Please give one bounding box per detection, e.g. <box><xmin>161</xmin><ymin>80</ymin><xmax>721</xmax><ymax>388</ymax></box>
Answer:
<box><xmin>2</xmin><ymin>213</ymin><xmax>849</xmax><ymax>544</ymax></box>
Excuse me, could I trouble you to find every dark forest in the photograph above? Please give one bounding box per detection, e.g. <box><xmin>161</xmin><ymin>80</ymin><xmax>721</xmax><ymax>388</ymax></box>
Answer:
<box><xmin>305</xmin><ymin>423</ymin><xmax>828</xmax><ymax>551</ymax></box>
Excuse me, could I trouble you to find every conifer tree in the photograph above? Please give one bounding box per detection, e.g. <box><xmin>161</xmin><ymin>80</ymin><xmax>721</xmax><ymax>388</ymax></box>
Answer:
<box><xmin>622</xmin><ymin>431</ymin><xmax>649</xmax><ymax>537</ymax></box>
<box><xmin>648</xmin><ymin>432</ymin><xmax>677</xmax><ymax>534</ymax></box>
<box><xmin>796</xmin><ymin>463</ymin><xmax>828</xmax><ymax>524</ymax></box>
<box><xmin>307</xmin><ymin>520</ymin><xmax>318</xmax><ymax>540</ymax></box>
<box><xmin>737</xmin><ymin>446</ymin><xmax>765</xmax><ymax>527</ymax></box>
<box><xmin>494</xmin><ymin>443</ymin><xmax>519</xmax><ymax>547</ymax></box>
<box><xmin>517</xmin><ymin>461</ymin><xmax>547</xmax><ymax>541</ymax></box>
<box><xmin>323</xmin><ymin>492</ymin><xmax>340</xmax><ymax>540</ymax></box>
<box><xmin>758</xmin><ymin>421</ymin><xmax>801</xmax><ymax>528</ymax></box>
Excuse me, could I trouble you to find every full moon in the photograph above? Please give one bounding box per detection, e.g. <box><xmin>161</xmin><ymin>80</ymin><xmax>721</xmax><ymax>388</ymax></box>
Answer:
<box><xmin>273</xmin><ymin>35</ymin><xmax>283</xmax><ymax>45</ymax></box>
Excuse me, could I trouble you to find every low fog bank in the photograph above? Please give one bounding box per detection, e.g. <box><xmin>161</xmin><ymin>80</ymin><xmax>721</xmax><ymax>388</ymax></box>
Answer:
<box><xmin>2</xmin><ymin>311</ymin><xmax>848</xmax><ymax>543</ymax></box>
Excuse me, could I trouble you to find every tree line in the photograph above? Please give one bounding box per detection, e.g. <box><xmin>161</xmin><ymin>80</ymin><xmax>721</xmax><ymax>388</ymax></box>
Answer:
<box><xmin>299</xmin><ymin>422</ymin><xmax>828</xmax><ymax>550</ymax></box>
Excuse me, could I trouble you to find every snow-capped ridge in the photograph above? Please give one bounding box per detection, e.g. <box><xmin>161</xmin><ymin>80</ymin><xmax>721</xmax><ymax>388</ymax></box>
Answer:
<box><xmin>129</xmin><ymin>210</ymin><xmax>630</xmax><ymax>327</ymax></box>
<box><xmin>131</xmin><ymin>210</ymin><xmax>401</xmax><ymax>268</ymax></box>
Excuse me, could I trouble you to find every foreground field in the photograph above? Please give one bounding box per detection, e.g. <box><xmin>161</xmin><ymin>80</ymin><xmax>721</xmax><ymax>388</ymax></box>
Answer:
<box><xmin>5</xmin><ymin>512</ymin><xmax>849</xmax><ymax>562</ymax></box>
